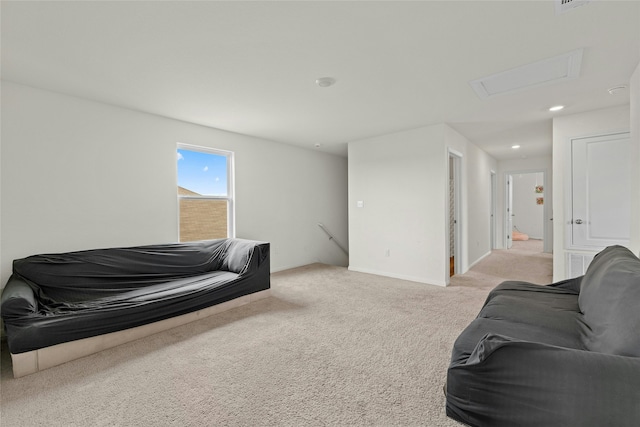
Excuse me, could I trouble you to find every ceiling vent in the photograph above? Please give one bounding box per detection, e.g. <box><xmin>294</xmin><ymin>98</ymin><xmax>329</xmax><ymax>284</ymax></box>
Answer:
<box><xmin>470</xmin><ymin>49</ymin><xmax>583</xmax><ymax>99</ymax></box>
<box><xmin>555</xmin><ymin>0</ymin><xmax>592</xmax><ymax>15</ymax></box>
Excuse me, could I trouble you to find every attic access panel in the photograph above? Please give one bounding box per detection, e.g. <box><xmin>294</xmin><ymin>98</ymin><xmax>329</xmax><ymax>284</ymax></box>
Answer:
<box><xmin>470</xmin><ymin>49</ymin><xmax>583</xmax><ymax>99</ymax></box>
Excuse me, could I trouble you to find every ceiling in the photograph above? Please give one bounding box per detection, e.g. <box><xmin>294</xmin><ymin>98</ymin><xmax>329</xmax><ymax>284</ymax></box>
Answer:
<box><xmin>2</xmin><ymin>1</ymin><xmax>639</xmax><ymax>159</ymax></box>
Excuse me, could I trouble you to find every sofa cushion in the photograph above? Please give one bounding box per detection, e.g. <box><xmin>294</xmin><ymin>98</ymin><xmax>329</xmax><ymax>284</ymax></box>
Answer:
<box><xmin>480</xmin><ymin>281</ymin><xmax>584</xmax><ymax>335</ymax></box>
<box><xmin>579</xmin><ymin>245</ymin><xmax>640</xmax><ymax>357</ymax></box>
<box><xmin>450</xmin><ymin>281</ymin><xmax>587</xmax><ymax>366</ymax></box>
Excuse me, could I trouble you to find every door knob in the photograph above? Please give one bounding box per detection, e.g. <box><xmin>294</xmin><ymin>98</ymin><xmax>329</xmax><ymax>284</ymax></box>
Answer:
<box><xmin>574</xmin><ymin>219</ymin><xmax>583</xmax><ymax>224</ymax></box>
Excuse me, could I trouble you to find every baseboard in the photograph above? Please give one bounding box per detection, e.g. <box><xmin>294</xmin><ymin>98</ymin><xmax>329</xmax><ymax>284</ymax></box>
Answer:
<box><xmin>468</xmin><ymin>250</ymin><xmax>492</xmax><ymax>270</ymax></box>
<box><xmin>271</xmin><ymin>264</ymin><xmax>308</xmax><ymax>273</ymax></box>
<box><xmin>10</xmin><ymin>289</ymin><xmax>271</xmax><ymax>378</ymax></box>
<box><xmin>347</xmin><ymin>266</ymin><xmax>446</xmax><ymax>287</ymax></box>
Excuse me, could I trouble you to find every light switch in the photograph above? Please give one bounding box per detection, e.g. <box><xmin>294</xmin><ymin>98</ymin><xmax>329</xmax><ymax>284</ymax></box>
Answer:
<box><xmin>357</xmin><ymin>201</ymin><xmax>364</xmax><ymax>208</ymax></box>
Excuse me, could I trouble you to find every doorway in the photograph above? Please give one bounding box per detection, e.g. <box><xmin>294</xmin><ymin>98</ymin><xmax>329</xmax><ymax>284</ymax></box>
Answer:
<box><xmin>504</xmin><ymin>170</ymin><xmax>549</xmax><ymax>253</ymax></box>
<box><xmin>448</xmin><ymin>150</ymin><xmax>462</xmax><ymax>277</ymax></box>
<box><xmin>490</xmin><ymin>171</ymin><xmax>497</xmax><ymax>250</ymax></box>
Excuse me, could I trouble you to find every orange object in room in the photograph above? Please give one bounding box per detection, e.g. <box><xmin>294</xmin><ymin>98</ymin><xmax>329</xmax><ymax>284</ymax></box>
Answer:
<box><xmin>512</xmin><ymin>230</ymin><xmax>529</xmax><ymax>241</ymax></box>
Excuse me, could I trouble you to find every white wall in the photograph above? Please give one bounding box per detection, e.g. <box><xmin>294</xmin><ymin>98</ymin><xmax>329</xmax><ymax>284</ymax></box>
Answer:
<box><xmin>496</xmin><ymin>156</ymin><xmax>552</xmax><ymax>251</ymax></box>
<box><xmin>348</xmin><ymin>124</ymin><xmax>447</xmax><ymax>285</ymax></box>
<box><xmin>0</xmin><ymin>81</ymin><xmax>349</xmax><ymax>287</ymax></box>
<box><xmin>511</xmin><ymin>172</ymin><xmax>544</xmax><ymax>239</ymax></box>
<box><xmin>552</xmin><ymin>104</ymin><xmax>632</xmax><ymax>280</ymax></box>
<box><xmin>348</xmin><ymin>123</ymin><xmax>496</xmax><ymax>287</ymax></box>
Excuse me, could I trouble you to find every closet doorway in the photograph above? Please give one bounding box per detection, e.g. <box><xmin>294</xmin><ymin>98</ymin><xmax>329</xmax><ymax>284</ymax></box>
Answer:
<box><xmin>491</xmin><ymin>171</ymin><xmax>497</xmax><ymax>250</ymax></box>
<box><xmin>449</xmin><ymin>150</ymin><xmax>462</xmax><ymax>277</ymax></box>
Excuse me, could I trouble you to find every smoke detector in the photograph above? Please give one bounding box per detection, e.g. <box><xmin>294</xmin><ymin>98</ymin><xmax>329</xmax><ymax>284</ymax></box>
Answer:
<box><xmin>315</xmin><ymin>77</ymin><xmax>336</xmax><ymax>88</ymax></box>
<box><xmin>555</xmin><ymin>0</ymin><xmax>592</xmax><ymax>15</ymax></box>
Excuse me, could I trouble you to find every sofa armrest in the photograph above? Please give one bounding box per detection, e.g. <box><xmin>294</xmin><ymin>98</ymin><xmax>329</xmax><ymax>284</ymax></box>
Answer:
<box><xmin>447</xmin><ymin>334</ymin><xmax>640</xmax><ymax>427</ymax></box>
<box><xmin>220</xmin><ymin>239</ymin><xmax>269</xmax><ymax>275</ymax></box>
<box><xmin>548</xmin><ymin>275</ymin><xmax>583</xmax><ymax>293</ymax></box>
<box><xmin>1</xmin><ymin>275</ymin><xmax>38</xmax><ymax>319</ymax></box>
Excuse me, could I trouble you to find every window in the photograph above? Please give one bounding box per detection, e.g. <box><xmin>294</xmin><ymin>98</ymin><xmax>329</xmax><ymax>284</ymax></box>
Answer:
<box><xmin>177</xmin><ymin>144</ymin><xmax>234</xmax><ymax>241</ymax></box>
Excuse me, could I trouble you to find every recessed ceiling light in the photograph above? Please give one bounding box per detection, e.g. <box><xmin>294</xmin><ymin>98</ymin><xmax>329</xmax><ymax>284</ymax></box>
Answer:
<box><xmin>549</xmin><ymin>105</ymin><xmax>564</xmax><ymax>112</ymax></box>
<box><xmin>512</xmin><ymin>145</ymin><xmax>521</xmax><ymax>149</ymax></box>
<box><xmin>608</xmin><ymin>85</ymin><xmax>627</xmax><ymax>95</ymax></box>
<box><xmin>315</xmin><ymin>77</ymin><xmax>336</xmax><ymax>88</ymax></box>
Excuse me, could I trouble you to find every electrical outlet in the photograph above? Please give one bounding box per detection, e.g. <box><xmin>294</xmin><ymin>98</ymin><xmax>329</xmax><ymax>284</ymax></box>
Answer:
<box><xmin>385</xmin><ymin>249</ymin><xmax>390</xmax><ymax>257</ymax></box>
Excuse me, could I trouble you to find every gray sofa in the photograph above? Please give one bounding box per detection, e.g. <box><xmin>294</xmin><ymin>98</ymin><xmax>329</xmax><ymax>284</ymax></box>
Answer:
<box><xmin>446</xmin><ymin>245</ymin><xmax>640</xmax><ymax>426</ymax></box>
<box><xmin>1</xmin><ymin>238</ymin><xmax>270</xmax><ymax>377</ymax></box>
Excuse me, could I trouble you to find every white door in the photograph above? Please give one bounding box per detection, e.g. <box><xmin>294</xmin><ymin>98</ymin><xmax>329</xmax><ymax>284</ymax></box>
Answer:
<box><xmin>571</xmin><ymin>132</ymin><xmax>631</xmax><ymax>248</ymax></box>
<box><xmin>506</xmin><ymin>174</ymin><xmax>513</xmax><ymax>249</ymax></box>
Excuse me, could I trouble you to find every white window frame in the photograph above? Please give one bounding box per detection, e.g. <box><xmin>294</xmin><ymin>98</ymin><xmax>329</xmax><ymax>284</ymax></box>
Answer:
<box><xmin>177</xmin><ymin>143</ymin><xmax>235</xmax><ymax>239</ymax></box>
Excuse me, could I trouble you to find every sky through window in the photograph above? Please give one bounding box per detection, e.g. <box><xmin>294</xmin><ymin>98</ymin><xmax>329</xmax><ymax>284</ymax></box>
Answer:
<box><xmin>177</xmin><ymin>148</ymin><xmax>228</xmax><ymax>196</ymax></box>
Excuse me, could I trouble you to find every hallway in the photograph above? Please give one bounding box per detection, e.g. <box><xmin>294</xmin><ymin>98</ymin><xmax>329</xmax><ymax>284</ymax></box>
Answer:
<box><xmin>450</xmin><ymin>239</ymin><xmax>552</xmax><ymax>289</ymax></box>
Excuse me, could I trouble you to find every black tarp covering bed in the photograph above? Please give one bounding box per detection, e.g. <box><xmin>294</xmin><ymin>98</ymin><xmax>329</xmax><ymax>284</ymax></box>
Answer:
<box><xmin>445</xmin><ymin>245</ymin><xmax>640</xmax><ymax>426</ymax></box>
<box><xmin>1</xmin><ymin>239</ymin><xmax>270</xmax><ymax>354</ymax></box>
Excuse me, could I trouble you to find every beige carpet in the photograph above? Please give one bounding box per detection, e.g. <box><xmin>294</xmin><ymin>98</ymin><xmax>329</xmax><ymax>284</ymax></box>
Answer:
<box><xmin>1</xmin><ymin>248</ymin><xmax>551</xmax><ymax>426</ymax></box>
<box><xmin>450</xmin><ymin>240</ymin><xmax>552</xmax><ymax>290</ymax></box>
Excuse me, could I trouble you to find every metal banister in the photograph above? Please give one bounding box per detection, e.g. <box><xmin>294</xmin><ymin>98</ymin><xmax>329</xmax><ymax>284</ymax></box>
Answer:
<box><xmin>317</xmin><ymin>223</ymin><xmax>349</xmax><ymax>256</ymax></box>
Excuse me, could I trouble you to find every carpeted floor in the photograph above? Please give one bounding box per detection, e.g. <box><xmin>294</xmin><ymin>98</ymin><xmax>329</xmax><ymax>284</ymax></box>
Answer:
<box><xmin>450</xmin><ymin>239</ymin><xmax>552</xmax><ymax>290</ymax></box>
<box><xmin>0</xmin><ymin>247</ymin><xmax>551</xmax><ymax>426</ymax></box>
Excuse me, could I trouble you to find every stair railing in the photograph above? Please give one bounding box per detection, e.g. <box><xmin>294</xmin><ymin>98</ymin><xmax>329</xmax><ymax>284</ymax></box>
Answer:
<box><xmin>317</xmin><ymin>223</ymin><xmax>349</xmax><ymax>256</ymax></box>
